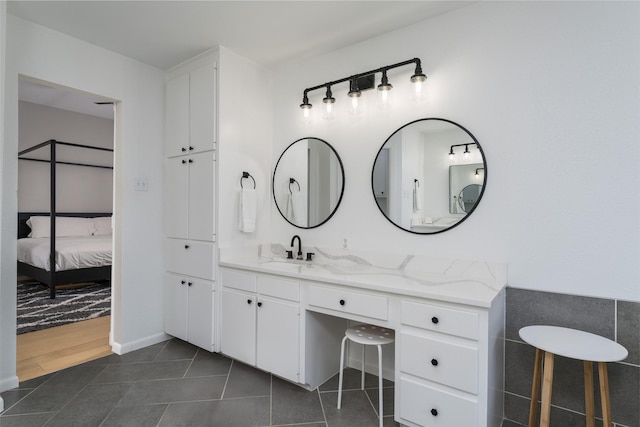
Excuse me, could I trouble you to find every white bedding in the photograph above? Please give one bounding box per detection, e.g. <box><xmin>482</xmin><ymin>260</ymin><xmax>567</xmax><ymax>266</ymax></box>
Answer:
<box><xmin>17</xmin><ymin>236</ymin><xmax>112</xmax><ymax>272</ymax></box>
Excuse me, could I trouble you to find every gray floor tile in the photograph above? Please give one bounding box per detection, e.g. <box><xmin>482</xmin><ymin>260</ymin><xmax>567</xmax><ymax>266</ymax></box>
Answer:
<box><xmin>0</xmin><ymin>388</ymin><xmax>34</xmax><ymax>410</ymax></box>
<box><xmin>84</xmin><ymin>343</ymin><xmax>167</xmax><ymax>366</ymax></box>
<box><xmin>101</xmin><ymin>404</ymin><xmax>168</xmax><ymax>427</ymax></box>
<box><xmin>223</xmin><ymin>361</ymin><xmax>271</xmax><ymax>399</ymax></box>
<box><xmin>155</xmin><ymin>338</ymin><xmax>198</xmax><ymax>361</ymax></box>
<box><xmin>319</xmin><ymin>368</ymin><xmax>393</xmax><ymax>392</ymax></box>
<box><xmin>0</xmin><ymin>412</ymin><xmax>55</xmax><ymax>426</ymax></box>
<box><xmin>271</xmin><ymin>376</ymin><xmax>325</xmax><ymax>425</ymax></box>
<box><xmin>118</xmin><ymin>376</ymin><xmax>227</xmax><ymax>406</ymax></box>
<box><xmin>320</xmin><ymin>389</ymin><xmax>380</xmax><ymax>427</ymax></box>
<box><xmin>185</xmin><ymin>350</ymin><xmax>232</xmax><ymax>377</ymax></box>
<box><xmin>44</xmin><ymin>382</ymin><xmax>132</xmax><ymax>427</ymax></box>
<box><xmin>91</xmin><ymin>360</ymin><xmax>191</xmax><ymax>384</ymax></box>
<box><xmin>365</xmin><ymin>386</ymin><xmax>395</xmax><ymax>417</ymax></box>
<box><xmin>3</xmin><ymin>365</ymin><xmax>105</xmax><ymax>415</ymax></box>
<box><xmin>159</xmin><ymin>397</ymin><xmax>270</xmax><ymax>427</ymax></box>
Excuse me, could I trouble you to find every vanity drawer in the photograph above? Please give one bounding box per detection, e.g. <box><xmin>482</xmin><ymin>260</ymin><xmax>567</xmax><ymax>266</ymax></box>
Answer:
<box><xmin>165</xmin><ymin>239</ymin><xmax>215</xmax><ymax>281</ymax></box>
<box><xmin>399</xmin><ymin>377</ymin><xmax>477</xmax><ymax>427</ymax></box>
<box><xmin>221</xmin><ymin>268</ymin><xmax>256</xmax><ymax>293</ymax></box>
<box><xmin>257</xmin><ymin>276</ymin><xmax>299</xmax><ymax>302</ymax></box>
<box><xmin>308</xmin><ymin>285</ymin><xmax>388</xmax><ymax>321</ymax></box>
<box><xmin>401</xmin><ymin>300</ymin><xmax>478</xmax><ymax>340</ymax></box>
<box><xmin>400</xmin><ymin>331</ymin><xmax>478</xmax><ymax>394</ymax></box>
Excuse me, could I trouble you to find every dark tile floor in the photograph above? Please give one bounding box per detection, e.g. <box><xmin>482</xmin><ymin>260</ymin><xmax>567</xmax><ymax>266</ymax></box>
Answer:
<box><xmin>1</xmin><ymin>339</ymin><xmax>398</xmax><ymax>426</ymax></box>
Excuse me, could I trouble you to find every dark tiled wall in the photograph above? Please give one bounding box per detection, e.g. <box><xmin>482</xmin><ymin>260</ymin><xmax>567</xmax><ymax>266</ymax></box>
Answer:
<box><xmin>504</xmin><ymin>288</ymin><xmax>640</xmax><ymax>427</ymax></box>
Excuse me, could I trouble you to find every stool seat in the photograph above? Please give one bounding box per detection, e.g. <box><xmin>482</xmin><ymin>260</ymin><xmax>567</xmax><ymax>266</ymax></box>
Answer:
<box><xmin>519</xmin><ymin>325</ymin><xmax>628</xmax><ymax>362</ymax></box>
<box><xmin>345</xmin><ymin>324</ymin><xmax>395</xmax><ymax>346</ymax></box>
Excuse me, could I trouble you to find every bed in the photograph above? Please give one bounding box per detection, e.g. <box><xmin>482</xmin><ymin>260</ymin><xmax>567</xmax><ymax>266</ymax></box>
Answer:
<box><xmin>18</xmin><ymin>139</ymin><xmax>114</xmax><ymax>299</ymax></box>
<box><xmin>17</xmin><ymin>213</ymin><xmax>113</xmax><ymax>299</ymax></box>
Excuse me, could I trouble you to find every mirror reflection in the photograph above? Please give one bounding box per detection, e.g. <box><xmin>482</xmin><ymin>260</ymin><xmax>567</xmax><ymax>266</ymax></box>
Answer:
<box><xmin>372</xmin><ymin>118</ymin><xmax>486</xmax><ymax>234</ymax></box>
<box><xmin>273</xmin><ymin>137</ymin><xmax>345</xmax><ymax>229</ymax></box>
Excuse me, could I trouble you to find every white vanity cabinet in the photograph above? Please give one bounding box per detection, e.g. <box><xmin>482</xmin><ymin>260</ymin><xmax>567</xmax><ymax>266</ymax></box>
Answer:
<box><xmin>165</xmin><ymin>63</ymin><xmax>217</xmax><ymax>158</ymax></box>
<box><xmin>164</xmin><ymin>273</ymin><xmax>214</xmax><ymax>352</ymax></box>
<box><xmin>220</xmin><ymin>268</ymin><xmax>301</xmax><ymax>383</ymax></box>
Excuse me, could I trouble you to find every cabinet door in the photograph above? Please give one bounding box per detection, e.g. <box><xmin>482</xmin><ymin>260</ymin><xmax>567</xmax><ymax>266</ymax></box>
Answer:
<box><xmin>187</xmin><ymin>278</ymin><xmax>214</xmax><ymax>351</ymax></box>
<box><xmin>220</xmin><ymin>288</ymin><xmax>256</xmax><ymax>366</ymax></box>
<box><xmin>165</xmin><ymin>157</ymin><xmax>189</xmax><ymax>239</ymax></box>
<box><xmin>165</xmin><ymin>273</ymin><xmax>188</xmax><ymax>341</ymax></box>
<box><xmin>165</xmin><ymin>73</ymin><xmax>190</xmax><ymax>158</ymax></box>
<box><xmin>256</xmin><ymin>296</ymin><xmax>300</xmax><ymax>383</ymax></box>
<box><xmin>188</xmin><ymin>151</ymin><xmax>215</xmax><ymax>241</ymax></box>
<box><xmin>189</xmin><ymin>65</ymin><xmax>216</xmax><ymax>154</ymax></box>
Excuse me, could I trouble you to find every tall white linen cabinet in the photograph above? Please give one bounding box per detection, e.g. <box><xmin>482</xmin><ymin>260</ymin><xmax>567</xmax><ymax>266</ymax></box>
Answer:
<box><xmin>164</xmin><ymin>50</ymin><xmax>217</xmax><ymax>352</ymax></box>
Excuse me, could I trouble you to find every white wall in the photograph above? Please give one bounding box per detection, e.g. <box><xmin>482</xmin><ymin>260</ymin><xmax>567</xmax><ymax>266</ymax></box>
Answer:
<box><xmin>0</xmin><ymin>0</ymin><xmax>9</xmax><ymax>407</ymax></box>
<box><xmin>270</xmin><ymin>1</ymin><xmax>640</xmax><ymax>301</ymax></box>
<box><xmin>1</xmin><ymin>15</ymin><xmax>166</xmax><ymax>391</ymax></box>
<box><xmin>18</xmin><ymin>101</ymin><xmax>114</xmax><ymax>212</ymax></box>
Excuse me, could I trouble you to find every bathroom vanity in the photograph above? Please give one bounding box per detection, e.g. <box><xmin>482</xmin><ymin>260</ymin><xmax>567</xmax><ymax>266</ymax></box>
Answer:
<box><xmin>218</xmin><ymin>246</ymin><xmax>506</xmax><ymax>427</ymax></box>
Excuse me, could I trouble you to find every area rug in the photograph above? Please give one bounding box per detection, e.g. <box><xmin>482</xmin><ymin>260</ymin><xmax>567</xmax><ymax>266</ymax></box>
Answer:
<box><xmin>16</xmin><ymin>282</ymin><xmax>111</xmax><ymax>335</ymax></box>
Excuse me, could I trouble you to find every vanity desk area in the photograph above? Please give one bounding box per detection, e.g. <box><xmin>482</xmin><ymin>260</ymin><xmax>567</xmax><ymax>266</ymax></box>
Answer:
<box><xmin>218</xmin><ymin>245</ymin><xmax>507</xmax><ymax>427</ymax></box>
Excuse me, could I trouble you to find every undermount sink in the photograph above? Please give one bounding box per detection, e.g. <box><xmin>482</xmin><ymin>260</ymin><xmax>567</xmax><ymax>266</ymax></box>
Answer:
<box><xmin>260</xmin><ymin>260</ymin><xmax>311</xmax><ymax>271</ymax></box>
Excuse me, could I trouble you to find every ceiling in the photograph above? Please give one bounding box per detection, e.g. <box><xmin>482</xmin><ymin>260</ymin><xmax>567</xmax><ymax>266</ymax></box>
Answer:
<box><xmin>9</xmin><ymin>0</ymin><xmax>473</xmax><ymax>118</ymax></box>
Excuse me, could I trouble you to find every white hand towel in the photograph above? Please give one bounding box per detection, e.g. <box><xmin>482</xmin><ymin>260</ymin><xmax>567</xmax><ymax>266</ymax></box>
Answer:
<box><xmin>291</xmin><ymin>191</ymin><xmax>304</xmax><ymax>222</ymax></box>
<box><xmin>413</xmin><ymin>188</ymin><xmax>423</xmax><ymax>212</ymax></box>
<box><xmin>238</xmin><ymin>188</ymin><xmax>257</xmax><ymax>233</ymax></box>
<box><xmin>285</xmin><ymin>193</ymin><xmax>296</xmax><ymax>222</ymax></box>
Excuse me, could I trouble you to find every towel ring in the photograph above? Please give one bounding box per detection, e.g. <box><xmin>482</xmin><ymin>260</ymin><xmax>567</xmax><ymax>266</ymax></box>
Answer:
<box><xmin>289</xmin><ymin>178</ymin><xmax>300</xmax><ymax>194</ymax></box>
<box><xmin>241</xmin><ymin>171</ymin><xmax>256</xmax><ymax>189</ymax></box>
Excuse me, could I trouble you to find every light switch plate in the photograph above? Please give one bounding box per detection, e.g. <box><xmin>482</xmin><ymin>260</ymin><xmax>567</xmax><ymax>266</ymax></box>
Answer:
<box><xmin>134</xmin><ymin>177</ymin><xmax>148</xmax><ymax>192</ymax></box>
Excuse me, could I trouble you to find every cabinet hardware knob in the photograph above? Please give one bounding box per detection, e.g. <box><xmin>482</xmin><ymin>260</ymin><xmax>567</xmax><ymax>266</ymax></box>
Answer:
<box><xmin>182</xmin><ymin>159</ymin><xmax>187</xmax><ymax>164</ymax></box>
<box><xmin>247</xmin><ymin>299</ymin><xmax>252</xmax><ymax>305</ymax></box>
<box><xmin>431</xmin><ymin>358</ymin><xmax>438</xmax><ymax>366</ymax></box>
<box><xmin>181</xmin><ymin>147</ymin><xmax>186</xmax><ymax>152</ymax></box>
<box><xmin>189</xmin><ymin>146</ymin><xmax>194</xmax><ymax>150</ymax></box>
<box><xmin>188</xmin><ymin>282</ymin><xmax>192</xmax><ymax>286</ymax></box>
<box><xmin>181</xmin><ymin>280</ymin><xmax>186</xmax><ymax>285</ymax></box>
<box><xmin>431</xmin><ymin>316</ymin><xmax>439</xmax><ymax>324</ymax></box>
<box><xmin>184</xmin><ymin>245</ymin><xmax>190</xmax><ymax>249</ymax></box>
<box><xmin>339</xmin><ymin>299</ymin><xmax>346</xmax><ymax>306</ymax></box>
<box><xmin>431</xmin><ymin>408</ymin><xmax>438</xmax><ymax>416</ymax></box>
<box><xmin>257</xmin><ymin>302</ymin><xmax>262</xmax><ymax>307</ymax></box>
<box><xmin>188</xmin><ymin>159</ymin><xmax>193</xmax><ymax>163</ymax></box>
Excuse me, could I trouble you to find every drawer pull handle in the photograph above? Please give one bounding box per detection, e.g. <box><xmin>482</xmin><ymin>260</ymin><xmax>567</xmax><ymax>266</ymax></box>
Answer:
<box><xmin>247</xmin><ymin>299</ymin><xmax>252</xmax><ymax>305</ymax></box>
<box><xmin>182</xmin><ymin>159</ymin><xmax>187</xmax><ymax>164</ymax></box>
<box><xmin>184</xmin><ymin>245</ymin><xmax>190</xmax><ymax>249</ymax></box>
<box><xmin>257</xmin><ymin>302</ymin><xmax>262</xmax><ymax>307</ymax></box>
<box><xmin>181</xmin><ymin>147</ymin><xmax>187</xmax><ymax>152</ymax></box>
<box><xmin>187</xmin><ymin>282</ymin><xmax>193</xmax><ymax>287</ymax></box>
<box><xmin>431</xmin><ymin>316</ymin><xmax>439</xmax><ymax>324</ymax></box>
<box><xmin>431</xmin><ymin>358</ymin><xmax>438</xmax><ymax>366</ymax></box>
<box><xmin>339</xmin><ymin>299</ymin><xmax>346</xmax><ymax>306</ymax></box>
<box><xmin>181</xmin><ymin>280</ymin><xmax>186</xmax><ymax>285</ymax></box>
<box><xmin>431</xmin><ymin>408</ymin><xmax>438</xmax><ymax>417</ymax></box>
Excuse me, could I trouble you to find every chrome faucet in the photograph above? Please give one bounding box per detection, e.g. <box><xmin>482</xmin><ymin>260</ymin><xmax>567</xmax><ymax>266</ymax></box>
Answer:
<box><xmin>290</xmin><ymin>235</ymin><xmax>303</xmax><ymax>260</ymax></box>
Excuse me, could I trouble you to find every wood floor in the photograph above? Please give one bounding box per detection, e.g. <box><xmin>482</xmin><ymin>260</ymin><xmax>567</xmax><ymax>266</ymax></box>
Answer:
<box><xmin>16</xmin><ymin>315</ymin><xmax>113</xmax><ymax>382</ymax></box>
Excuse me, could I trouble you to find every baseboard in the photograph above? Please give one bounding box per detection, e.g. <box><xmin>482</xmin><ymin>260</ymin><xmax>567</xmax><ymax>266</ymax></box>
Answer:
<box><xmin>110</xmin><ymin>332</ymin><xmax>171</xmax><ymax>355</ymax></box>
<box><xmin>0</xmin><ymin>375</ymin><xmax>19</xmax><ymax>394</ymax></box>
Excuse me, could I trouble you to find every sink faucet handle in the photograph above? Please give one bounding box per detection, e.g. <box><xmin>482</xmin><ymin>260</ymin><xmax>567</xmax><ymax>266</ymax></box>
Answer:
<box><xmin>286</xmin><ymin>250</ymin><xmax>293</xmax><ymax>259</ymax></box>
<box><xmin>306</xmin><ymin>252</ymin><xmax>315</xmax><ymax>261</ymax></box>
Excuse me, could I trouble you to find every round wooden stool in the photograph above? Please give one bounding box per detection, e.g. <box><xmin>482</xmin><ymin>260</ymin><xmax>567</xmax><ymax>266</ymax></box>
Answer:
<box><xmin>519</xmin><ymin>325</ymin><xmax>628</xmax><ymax>427</ymax></box>
<box><xmin>337</xmin><ymin>324</ymin><xmax>395</xmax><ymax>427</ymax></box>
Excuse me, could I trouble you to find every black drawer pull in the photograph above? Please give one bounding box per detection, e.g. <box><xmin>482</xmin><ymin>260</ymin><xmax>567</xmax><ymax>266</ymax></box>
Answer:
<box><xmin>181</xmin><ymin>147</ymin><xmax>186</xmax><ymax>152</ymax></box>
<box><xmin>189</xmin><ymin>146</ymin><xmax>194</xmax><ymax>151</ymax></box>
<box><xmin>187</xmin><ymin>282</ymin><xmax>192</xmax><ymax>287</ymax></box>
<box><xmin>431</xmin><ymin>358</ymin><xmax>438</xmax><ymax>366</ymax></box>
<box><xmin>180</xmin><ymin>280</ymin><xmax>186</xmax><ymax>285</ymax></box>
<box><xmin>339</xmin><ymin>299</ymin><xmax>345</xmax><ymax>306</ymax></box>
<box><xmin>257</xmin><ymin>302</ymin><xmax>262</xmax><ymax>307</ymax></box>
<box><xmin>247</xmin><ymin>299</ymin><xmax>252</xmax><ymax>305</ymax></box>
<box><xmin>184</xmin><ymin>245</ymin><xmax>190</xmax><ymax>249</ymax></box>
<box><xmin>182</xmin><ymin>159</ymin><xmax>187</xmax><ymax>164</ymax></box>
<box><xmin>431</xmin><ymin>316</ymin><xmax>439</xmax><ymax>324</ymax></box>
<box><xmin>431</xmin><ymin>408</ymin><xmax>438</xmax><ymax>417</ymax></box>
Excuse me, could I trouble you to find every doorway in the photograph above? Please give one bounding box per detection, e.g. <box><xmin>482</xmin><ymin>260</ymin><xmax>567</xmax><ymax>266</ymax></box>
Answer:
<box><xmin>16</xmin><ymin>77</ymin><xmax>117</xmax><ymax>381</ymax></box>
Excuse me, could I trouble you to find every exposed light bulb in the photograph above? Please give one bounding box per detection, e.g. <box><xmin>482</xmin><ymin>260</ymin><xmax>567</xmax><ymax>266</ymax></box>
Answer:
<box><xmin>301</xmin><ymin>105</ymin><xmax>312</xmax><ymax>125</ymax></box>
<box><xmin>349</xmin><ymin>94</ymin><xmax>361</xmax><ymax>115</ymax></box>
<box><xmin>377</xmin><ymin>70</ymin><xmax>393</xmax><ymax>109</ymax></box>
<box><xmin>322</xmin><ymin>86</ymin><xmax>335</xmax><ymax>120</ymax></box>
<box><xmin>448</xmin><ymin>148</ymin><xmax>455</xmax><ymax>163</ymax></box>
<box><xmin>463</xmin><ymin>145</ymin><xmax>471</xmax><ymax>160</ymax></box>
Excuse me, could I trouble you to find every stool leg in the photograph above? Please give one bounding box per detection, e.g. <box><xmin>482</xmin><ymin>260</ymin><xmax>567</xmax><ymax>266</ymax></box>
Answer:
<box><xmin>361</xmin><ymin>343</ymin><xmax>366</xmax><ymax>390</ymax></box>
<box><xmin>337</xmin><ymin>335</ymin><xmax>348</xmax><ymax>410</ymax></box>
<box><xmin>540</xmin><ymin>351</ymin><xmax>555</xmax><ymax>427</ymax></box>
<box><xmin>584</xmin><ymin>361</ymin><xmax>595</xmax><ymax>427</ymax></box>
<box><xmin>528</xmin><ymin>348</ymin><xmax>543</xmax><ymax>427</ymax></box>
<box><xmin>598</xmin><ymin>362</ymin><xmax>612</xmax><ymax>427</ymax></box>
<box><xmin>377</xmin><ymin>344</ymin><xmax>383</xmax><ymax>427</ymax></box>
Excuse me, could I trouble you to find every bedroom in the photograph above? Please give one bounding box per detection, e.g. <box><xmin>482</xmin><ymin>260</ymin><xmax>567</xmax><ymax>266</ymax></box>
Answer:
<box><xmin>16</xmin><ymin>82</ymin><xmax>114</xmax><ymax>376</ymax></box>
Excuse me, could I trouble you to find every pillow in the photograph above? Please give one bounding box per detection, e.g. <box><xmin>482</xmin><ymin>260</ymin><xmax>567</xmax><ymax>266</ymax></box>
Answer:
<box><xmin>91</xmin><ymin>216</ymin><xmax>113</xmax><ymax>236</ymax></box>
<box><xmin>27</xmin><ymin>216</ymin><xmax>96</xmax><ymax>238</ymax></box>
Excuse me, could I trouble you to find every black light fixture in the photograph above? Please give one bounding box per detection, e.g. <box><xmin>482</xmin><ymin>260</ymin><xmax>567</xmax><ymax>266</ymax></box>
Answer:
<box><xmin>322</xmin><ymin>86</ymin><xmax>336</xmax><ymax>119</ymax></box>
<box><xmin>448</xmin><ymin>142</ymin><xmax>478</xmax><ymax>162</ymax></box>
<box><xmin>299</xmin><ymin>57</ymin><xmax>427</xmax><ymax>121</ymax></box>
<box><xmin>475</xmin><ymin>167</ymin><xmax>485</xmax><ymax>178</ymax></box>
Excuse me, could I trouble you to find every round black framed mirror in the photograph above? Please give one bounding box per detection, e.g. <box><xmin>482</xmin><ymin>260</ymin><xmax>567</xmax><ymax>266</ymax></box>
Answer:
<box><xmin>371</xmin><ymin>118</ymin><xmax>487</xmax><ymax>234</ymax></box>
<box><xmin>273</xmin><ymin>137</ymin><xmax>345</xmax><ymax>229</ymax></box>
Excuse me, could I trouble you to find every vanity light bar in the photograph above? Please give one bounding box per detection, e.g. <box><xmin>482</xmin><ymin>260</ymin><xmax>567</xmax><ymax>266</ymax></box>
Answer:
<box><xmin>300</xmin><ymin>58</ymin><xmax>427</xmax><ymax>120</ymax></box>
<box><xmin>448</xmin><ymin>142</ymin><xmax>478</xmax><ymax>160</ymax></box>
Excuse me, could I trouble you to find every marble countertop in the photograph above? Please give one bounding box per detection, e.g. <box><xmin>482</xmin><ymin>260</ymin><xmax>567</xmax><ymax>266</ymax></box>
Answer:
<box><xmin>219</xmin><ymin>245</ymin><xmax>507</xmax><ymax>308</ymax></box>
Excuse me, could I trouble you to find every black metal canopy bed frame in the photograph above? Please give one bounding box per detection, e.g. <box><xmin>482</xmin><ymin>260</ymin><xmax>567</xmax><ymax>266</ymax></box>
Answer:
<box><xmin>17</xmin><ymin>139</ymin><xmax>114</xmax><ymax>299</ymax></box>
